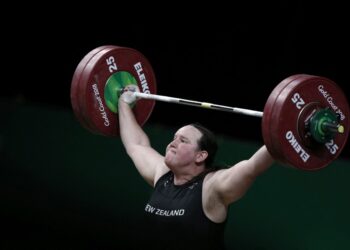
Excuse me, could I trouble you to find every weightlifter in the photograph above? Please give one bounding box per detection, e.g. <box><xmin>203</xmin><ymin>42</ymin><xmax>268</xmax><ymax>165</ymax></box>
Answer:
<box><xmin>118</xmin><ymin>85</ymin><xmax>274</xmax><ymax>250</ymax></box>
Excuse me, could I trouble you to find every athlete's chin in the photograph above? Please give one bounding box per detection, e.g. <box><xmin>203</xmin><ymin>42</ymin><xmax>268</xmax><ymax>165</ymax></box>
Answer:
<box><xmin>164</xmin><ymin>157</ymin><xmax>175</xmax><ymax>168</ymax></box>
<box><xmin>164</xmin><ymin>156</ymin><xmax>171</xmax><ymax>165</ymax></box>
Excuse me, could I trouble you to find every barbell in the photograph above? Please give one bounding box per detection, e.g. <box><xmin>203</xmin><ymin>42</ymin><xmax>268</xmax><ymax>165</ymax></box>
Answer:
<box><xmin>70</xmin><ymin>45</ymin><xmax>350</xmax><ymax>171</ymax></box>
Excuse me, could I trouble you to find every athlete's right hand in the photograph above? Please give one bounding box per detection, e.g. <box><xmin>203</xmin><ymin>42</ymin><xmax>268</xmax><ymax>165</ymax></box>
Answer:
<box><xmin>120</xmin><ymin>85</ymin><xmax>140</xmax><ymax>104</ymax></box>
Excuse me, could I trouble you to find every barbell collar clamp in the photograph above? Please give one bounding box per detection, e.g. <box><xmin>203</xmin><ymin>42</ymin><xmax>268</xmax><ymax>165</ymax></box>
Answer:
<box><xmin>322</xmin><ymin>122</ymin><xmax>345</xmax><ymax>134</ymax></box>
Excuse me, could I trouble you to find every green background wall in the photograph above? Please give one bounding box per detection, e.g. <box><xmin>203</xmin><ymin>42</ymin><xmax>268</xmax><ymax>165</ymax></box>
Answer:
<box><xmin>1</xmin><ymin>99</ymin><xmax>349</xmax><ymax>249</ymax></box>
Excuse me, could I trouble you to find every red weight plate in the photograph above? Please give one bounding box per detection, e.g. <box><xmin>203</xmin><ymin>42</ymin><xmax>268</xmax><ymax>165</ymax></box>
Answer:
<box><xmin>268</xmin><ymin>75</ymin><xmax>349</xmax><ymax>170</ymax></box>
<box><xmin>76</xmin><ymin>45</ymin><xmax>156</xmax><ymax>136</ymax></box>
<box><xmin>268</xmin><ymin>75</ymin><xmax>316</xmax><ymax>166</ymax></box>
<box><xmin>71</xmin><ymin>45</ymin><xmax>116</xmax><ymax>132</ymax></box>
<box><xmin>77</xmin><ymin>46</ymin><xmax>118</xmax><ymax>134</ymax></box>
<box><xmin>262</xmin><ymin>74</ymin><xmax>308</xmax><ymax>164</ymax></box>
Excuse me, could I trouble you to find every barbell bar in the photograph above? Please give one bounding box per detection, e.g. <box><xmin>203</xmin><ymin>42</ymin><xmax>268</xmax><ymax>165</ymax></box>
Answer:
<box><xmin>133</xmin><ymin>92</ymin><xmax>264</xmax><ymax>118</ymax></box>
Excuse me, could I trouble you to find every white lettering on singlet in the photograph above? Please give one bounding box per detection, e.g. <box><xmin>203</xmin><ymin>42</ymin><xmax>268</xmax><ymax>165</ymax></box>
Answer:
<box><xmin>145</xmin><ymin>204</ymin><xmax>185</xmax><ymax>216</ymax></box>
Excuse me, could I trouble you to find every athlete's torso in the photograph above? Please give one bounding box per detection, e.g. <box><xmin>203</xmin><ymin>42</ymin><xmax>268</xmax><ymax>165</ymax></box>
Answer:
<box><xmin>143</xmin><ymin>171</ymin><xmax>226</xmax><ymax>250</ymax></box>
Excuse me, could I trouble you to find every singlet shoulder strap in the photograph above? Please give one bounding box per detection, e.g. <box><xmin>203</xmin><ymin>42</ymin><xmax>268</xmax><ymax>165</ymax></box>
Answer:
<box><xmin>154</xmin><ymin>171</ymin><xmax>172</xmax><ymax>188</ymax></box>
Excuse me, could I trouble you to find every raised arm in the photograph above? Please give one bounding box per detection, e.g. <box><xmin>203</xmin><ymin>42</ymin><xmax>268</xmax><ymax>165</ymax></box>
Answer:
<box><xmin>208</xmin><ymin>145</ymin><xmax>274</xmax><ymax>206</ymax></box>
<box><xmin>118</xmin><ymin>88</ymin><xmax>168</xmax><ymax>186</ymax></box>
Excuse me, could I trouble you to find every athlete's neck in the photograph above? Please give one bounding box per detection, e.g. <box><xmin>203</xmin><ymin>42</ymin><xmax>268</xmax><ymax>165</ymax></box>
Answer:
<box><xmin>172</xmin><ymin>166</ymin><xmax>206</xmax><ymax>185</ymax></box>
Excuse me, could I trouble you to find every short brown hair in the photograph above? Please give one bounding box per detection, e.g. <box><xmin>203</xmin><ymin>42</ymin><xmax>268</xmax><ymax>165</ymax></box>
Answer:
<box><xmin>190</xmin><ymin>123</ymin><xmax>218</xmax><ymax>168</ymax></box>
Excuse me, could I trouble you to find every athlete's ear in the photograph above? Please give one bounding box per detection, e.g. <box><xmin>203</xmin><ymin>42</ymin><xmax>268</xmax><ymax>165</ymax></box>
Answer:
<box><xmin>195</xmin><ymin>150</ymin><xmax>208</xmax><ymax>164</ymax></box>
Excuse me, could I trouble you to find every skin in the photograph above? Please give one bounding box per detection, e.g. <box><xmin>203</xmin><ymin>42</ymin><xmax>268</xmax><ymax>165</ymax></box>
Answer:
<box><xmin>118</xmin><ymin>93</ymin><xmax>274</xmax><ymax>223</ymax></box>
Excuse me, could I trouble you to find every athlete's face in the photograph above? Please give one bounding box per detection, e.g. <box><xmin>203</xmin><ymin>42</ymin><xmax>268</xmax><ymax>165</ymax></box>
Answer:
<box><xmin>165</xmin><ymin>125</ymin><xmax>204</xmax><ymax>168</ymax></box>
